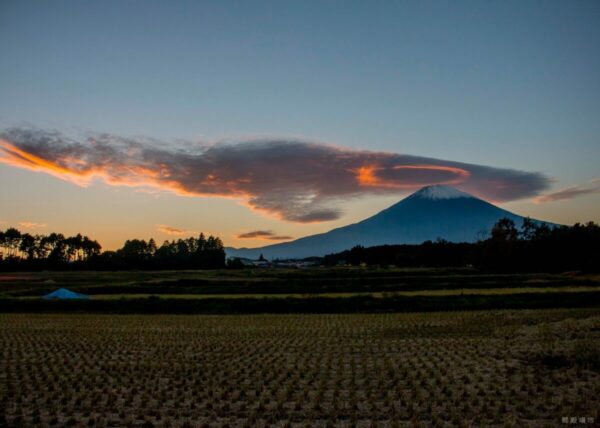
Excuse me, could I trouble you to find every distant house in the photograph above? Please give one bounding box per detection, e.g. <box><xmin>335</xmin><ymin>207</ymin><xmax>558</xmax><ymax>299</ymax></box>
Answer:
<box><xmin>271</xmin><ymin>260</ymin><xmax>319</xmax><ymax>268</ymax></box>
<box><xmin>43</xmin><ymin>288</ymin><xmax>90</xmax><ymax>300</ymax></box>
<box><xmin>252</xmin><ymin>260</ymin><xmax>272</xmax><ymax>268</ymax></box>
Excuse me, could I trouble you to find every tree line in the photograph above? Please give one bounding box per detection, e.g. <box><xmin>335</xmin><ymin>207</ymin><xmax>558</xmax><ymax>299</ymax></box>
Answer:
<box><xmin>0</xmin><ymin>228</ymin><xmax>226</xmax><ymax>270</ymax></box>
<box><xmin>2</xmin><ymin>218</ymin><xmax>599</xmax><ymax>272</ymax></box>
<box><xmin>323</xmin><ymin>218</ymin><xmax>600</xmax><ymax>273</ymax></box>
<box><xmin>0</xmin><ymin>229</ymin><xmax>101</xmax><ymax>263</ymax></box>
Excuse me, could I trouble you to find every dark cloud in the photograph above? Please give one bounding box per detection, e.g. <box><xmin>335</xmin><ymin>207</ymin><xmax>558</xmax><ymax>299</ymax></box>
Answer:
<box><xmin>236</xmin><ymin>230</ymin><xmax>293</xmax><ymax>241</ymax></box>
<box><xmin>0</xmin><ymin>127</ymin><xmax>552</xmax><ymax>222</ymax></box>
<box><xmin>237</xmin><ymin>230</ymin><xmax>276</xmax><ymax>239</ymax></box>
<box><xmin>535</xmin><ymin>179</ymin><xmax>600</xmax><ymax>203</ymax></box>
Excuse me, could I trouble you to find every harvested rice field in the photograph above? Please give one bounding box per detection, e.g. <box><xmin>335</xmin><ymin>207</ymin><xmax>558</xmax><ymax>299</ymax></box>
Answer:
<box><xmin>2</xmin><ymin>309</ymin><xmax>600</xmax><ymax>427</ymax></box>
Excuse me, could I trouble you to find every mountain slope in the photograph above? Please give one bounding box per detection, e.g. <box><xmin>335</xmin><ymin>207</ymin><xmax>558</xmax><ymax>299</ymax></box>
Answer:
<box><xmin>226</xmin><ymin>185</ymin><xmax>544</xmax><ymax>259</ymax></box>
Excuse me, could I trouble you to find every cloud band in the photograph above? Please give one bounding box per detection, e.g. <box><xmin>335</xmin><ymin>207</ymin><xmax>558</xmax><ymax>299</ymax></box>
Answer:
<box><xmin>0</xmin><ymin>127</ymin><xmax>551</xmax><ymax>222</ymax></box>
<box><xmin>534</xmin><ymin>179</ymin><xmax>600</xmax><ymax>203</ymax></box>
<box><xmin>236</xmin><ymin>230</ymin><xmax>293</xmax><ymax>240</ymax></box>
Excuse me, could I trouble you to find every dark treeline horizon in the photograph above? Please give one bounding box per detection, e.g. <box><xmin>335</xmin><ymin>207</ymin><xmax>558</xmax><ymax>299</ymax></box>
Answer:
<box><xmin>0</xmin><ymin>228</ymin><xmax>226</xmax><ymax>270</ymax></box>
<box><xmin>1</xmin><ymin>218</ymin><xmax>599</xmax><ymax>272</ymax></box>
<box><xmin>323</xmin><ymin>218</ymin><xmax>600</xmax><ymax>273</ymax></box>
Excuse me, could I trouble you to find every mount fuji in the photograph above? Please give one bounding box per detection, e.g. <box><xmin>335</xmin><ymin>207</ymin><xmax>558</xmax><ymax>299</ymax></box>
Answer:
<box><xmin>226</xmin><ymin>185</ymin><xmax>549</xmax><ymax>259</ymax></box>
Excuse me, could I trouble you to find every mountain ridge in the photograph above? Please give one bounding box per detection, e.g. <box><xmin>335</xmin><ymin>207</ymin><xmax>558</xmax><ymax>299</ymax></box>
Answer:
<box><xmin>226</xmin><ymin>185</ymin><xmax>550</xmax><ymax>259</ymax></box>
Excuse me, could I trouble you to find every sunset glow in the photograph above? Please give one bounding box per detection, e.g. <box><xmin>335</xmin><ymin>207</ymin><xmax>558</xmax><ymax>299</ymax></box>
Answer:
<box><xmin>0</xmin><ymin>0</ymin><xmax>598</xmax><ymax>250</ymax></box>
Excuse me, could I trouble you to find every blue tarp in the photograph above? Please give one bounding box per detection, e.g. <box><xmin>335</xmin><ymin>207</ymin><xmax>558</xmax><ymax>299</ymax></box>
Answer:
<box><xmin>43</xmin><ymin>288</ymin><xmax>91</xmax><ymax>300</ymax></box>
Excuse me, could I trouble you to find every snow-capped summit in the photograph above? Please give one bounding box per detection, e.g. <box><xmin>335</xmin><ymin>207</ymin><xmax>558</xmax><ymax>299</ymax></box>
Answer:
<box><xmin>410</xmin><ymin>184</ymin><xmax>475</xmax><ymax>200</ymax></box>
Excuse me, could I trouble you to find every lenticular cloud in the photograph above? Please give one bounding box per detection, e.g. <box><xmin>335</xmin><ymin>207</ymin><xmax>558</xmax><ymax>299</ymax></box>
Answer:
<box><xmin>0</xmin><ymin>127</ymin><xmax>551</xmax><ymax>222</ymax></box>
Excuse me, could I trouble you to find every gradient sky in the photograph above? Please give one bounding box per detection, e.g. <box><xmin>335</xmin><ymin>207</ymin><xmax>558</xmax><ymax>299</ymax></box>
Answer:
<box><xmin>1</xmin><ymin>0</ymin><xmax>599</xmax><ymax>250</ymax></box>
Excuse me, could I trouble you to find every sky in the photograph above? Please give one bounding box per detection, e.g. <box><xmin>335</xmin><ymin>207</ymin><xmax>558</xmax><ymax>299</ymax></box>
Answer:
<box><xmin>0</xmin><ymin>0</ymin><xmax>599</xmax><ymax>250</ymax></box>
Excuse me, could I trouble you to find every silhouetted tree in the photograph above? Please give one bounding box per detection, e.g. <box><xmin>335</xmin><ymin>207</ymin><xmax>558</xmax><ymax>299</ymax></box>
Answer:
<box><xmin>3</xmin><ymin>228</ymin><xmax>21</xmax><ymax>258</ymax></box>
<box><xmin>82</xmin><ymin>236</ymin><xmax>102</xmax><ymax>259</ymax></box>
<box><xmin>491</xmin><ymin>218</ymin><xmax>518</xmax><ymax>242</ymax></box>
<box><xmin>46</xmin><ymin>233</ymin><xmax>67</xmax><ymax>263</ymax></box>
<box><xmin>18</xmin><ymin>233</ymin><xmax>36</xmax><ymax>260</ymax></box>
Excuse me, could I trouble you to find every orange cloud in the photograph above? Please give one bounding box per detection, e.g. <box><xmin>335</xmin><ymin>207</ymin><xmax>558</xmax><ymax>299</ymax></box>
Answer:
<box><xmin>0</xmin><ymin>140</ymin><xmax>91</xmax><ymax>185</ymax></box>
<box><xmin>18</xmin><ymin>221</ymin><xmax>47</xmax><ymax>229</ymax></box>
<box><xmin>356</xmin><ymin>164</ymin><xmax>470</xmax><ymax>188</ymax></box>
<box><xmin>0</xmin><ymin>127</ymin><xmax>551</xmax><ymax>222</ymax></box>
<box><xmin>157</xmin><ymin>225</ymin><xmax>196</xmax><ymax>236</ymax></box>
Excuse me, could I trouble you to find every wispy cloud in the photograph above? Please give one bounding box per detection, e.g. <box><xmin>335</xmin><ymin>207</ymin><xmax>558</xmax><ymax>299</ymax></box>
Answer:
<box><xmin>157</xmin><ymin>224</ymin><xmax>196</xmax><ymax>236</ymax></box>
<box><xmin>0</xmin><ymin>126</ymin><xmax>551</xmax><ymax>222</ymax></box>
<box><xmin>237</xmin><ymin>230</ymin><xmax>276</xmax><ymax>239</ymax></box>
<box><xmin>237</xmin><ymin>230</ymin><xmax>293</xmax><ymax>241</ymax></box>
<box><xmin>534</xmin><ymin>179</ymin><xmax>600</xmax><ymax>203</ymax></box>
<box><xmin>18</xmin><ymin>221</ymin><xmax>47</xmax><ymax>229</ymax></box>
